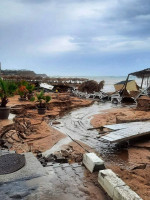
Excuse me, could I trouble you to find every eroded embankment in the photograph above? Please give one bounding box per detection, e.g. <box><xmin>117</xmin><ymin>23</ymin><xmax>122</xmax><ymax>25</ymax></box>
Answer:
<box><xmin>91</xmin><ymin>106</ymin><xmax>150</xmax><ymax>200</ymax></box>
<box><xmin>50</xmin><ymin>103</ymin><xmax>150</xmax><ymax>200</ymax></box>
<box><xmin>1</xmin><ymin>96</ymin><xmax>150</xmax><ymax>199</ymax></box>
<box><xmin>0</xmin><ymin>93</ymin><xmax>93</xmax><ymax>154</ymax></box>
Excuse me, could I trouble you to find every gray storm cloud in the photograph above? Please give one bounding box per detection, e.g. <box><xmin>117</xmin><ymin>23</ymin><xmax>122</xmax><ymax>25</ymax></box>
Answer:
<box><xmin>0</xmin><ymin>0</ymin><xmax>150</xmax><ymax>75</ymax></box>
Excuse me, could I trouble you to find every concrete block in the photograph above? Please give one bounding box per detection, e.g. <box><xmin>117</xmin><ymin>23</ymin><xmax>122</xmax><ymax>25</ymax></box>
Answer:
<box><xmin>0</xmin><ymin>175</ymin><xmax>53</xmax><ymax>200</ymax></box>
<box><xmin>98</xmin><ymin>169</ymin><xmax>142</xmax><ymax>200</ymax></box>
<box><xmin>83</xmin><ymin>153</ymin><xmax>105</xmax><ymax>173</ymax></box>
<box><xmin>113</xmin><ymin>185</ymin><xmax>142</xmax><ymax>200</ymax></box>
<box><xmin>98</xmin><ymin>169</ymin><xmax>125</xmax><ymax>198</ymax></box>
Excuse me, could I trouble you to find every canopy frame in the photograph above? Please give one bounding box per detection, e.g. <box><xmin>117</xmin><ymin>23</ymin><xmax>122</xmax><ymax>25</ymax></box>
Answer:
<box><xmin>122</xmin><ymin>68</ymin><xmax>150</xmax><ymax>94</ymax></box>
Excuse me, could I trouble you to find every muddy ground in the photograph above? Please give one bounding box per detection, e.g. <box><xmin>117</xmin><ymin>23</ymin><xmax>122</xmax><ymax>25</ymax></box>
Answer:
<box><xmin>0</xmin><ymin>93</ymin><xmax>93</xmax><ymax>154</ymax></box>
<box><xmin>1</xmin><ymin>94</ymin><xmax>150</xmax><ymax>199</ymax></box>
<box><xmin>91</xmin><ymin>107</ymin><xmax>150</xmax><ymax>200</ymax></box>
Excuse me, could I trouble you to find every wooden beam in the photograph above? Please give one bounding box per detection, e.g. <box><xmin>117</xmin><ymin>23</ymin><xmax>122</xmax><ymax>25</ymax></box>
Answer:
<box><xmin>122</xmin><ymin>74</ymin><xmax>130</xmax><ymax>96</ymax></box>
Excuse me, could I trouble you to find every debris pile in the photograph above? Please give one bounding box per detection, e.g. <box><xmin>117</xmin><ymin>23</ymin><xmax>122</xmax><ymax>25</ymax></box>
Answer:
<box><xmin>1</xmin><ymin>118</ymin><xmax>37</xmax><ymax>150</ymax></box>
<box><xmin>136</xmin><ymin>96</ymin><xmax>150</xmax><ymax>110</ymax></box>
<box><xmin>78</xmin><ymin>80</ymin><xmax>104</xmax><ymax>93</ymax></box>
<box><xmin>44</xmin><ymin>145</ymin><xmax>83</xmax><ymax>165</ymax></box>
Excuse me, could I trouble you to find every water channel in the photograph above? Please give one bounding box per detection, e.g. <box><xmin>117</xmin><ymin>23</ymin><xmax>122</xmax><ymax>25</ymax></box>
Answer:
<box><xmin>45</xmin><ymin>101</ymin><xmax>129</xmax><ymax>167</ymax></box>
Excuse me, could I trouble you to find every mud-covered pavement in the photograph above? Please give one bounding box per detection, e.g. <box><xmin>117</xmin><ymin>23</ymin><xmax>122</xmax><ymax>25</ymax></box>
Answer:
<box><xmin>50</xmin><ymin>102</ymin><xmax>121</xmax><ymax>159</ymax></box>
<box><xmin>1</xmin><ymin>97</ymin><xmax>149</xmax><ymax>199</ymax></box>
<box><xmin>49</xmin><ymin>102</ymin><xmax>150</xmax><ymax>200</ymax></box>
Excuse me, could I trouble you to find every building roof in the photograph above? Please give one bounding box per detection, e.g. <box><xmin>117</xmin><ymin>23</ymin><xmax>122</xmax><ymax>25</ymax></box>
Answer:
<box><xmin>129</xmin><ymin>68</ymin><xmax>150</xmax><ymax>78</ymax></box>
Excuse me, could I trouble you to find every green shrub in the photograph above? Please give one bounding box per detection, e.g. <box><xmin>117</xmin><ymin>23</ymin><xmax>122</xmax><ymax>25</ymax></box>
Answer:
<box><xmin>26</xmin><ymin>83</ymin><xmax>35</xmax><ymax>94</ymax></box>
<box><xmin>31</xmin><ymin>90</ymin><xmax>51</xmax><ymax>108</ymax></box>
<box><xmin>0</xmin><ymin>78</ymin><xmax>17</xmax><ymax>107</ymax></box>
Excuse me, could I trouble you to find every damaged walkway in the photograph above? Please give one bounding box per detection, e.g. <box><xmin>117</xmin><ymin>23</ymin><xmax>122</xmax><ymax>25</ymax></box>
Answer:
<box><xmin>101</xmin><ymin>121</ymin><xmax>150</xmax><ymax>143</ymax></box>
<box><xmin>0</xmin><ymin>151</ymin><xmax>110</xmax><ymax>200</ymax></box>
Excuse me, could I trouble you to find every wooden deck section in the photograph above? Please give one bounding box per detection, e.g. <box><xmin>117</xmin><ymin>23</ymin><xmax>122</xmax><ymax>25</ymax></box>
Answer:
<box><xmin>101</xmin><ymin>121</ymin><xmax>150</xmax><ymax>143</ymax></box>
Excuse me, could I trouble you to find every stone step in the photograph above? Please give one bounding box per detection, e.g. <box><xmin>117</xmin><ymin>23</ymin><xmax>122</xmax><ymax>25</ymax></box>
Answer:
<box><xmin>83</xmin><ymin>153</ymin><xmax>105</xmax><ymax>173</ymax></box>
<box><xmin>98</xmin><ymin>169</ymin><xmax>142</xmax><ymax>200</ymax></box>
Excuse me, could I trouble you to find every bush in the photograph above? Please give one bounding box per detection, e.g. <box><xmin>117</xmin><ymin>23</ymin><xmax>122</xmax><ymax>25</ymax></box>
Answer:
<box><xmin>31</xmin><ymin>90</ymin><xmax>51</xmax><ymax>108</ymax></box>
<box><xmin>0</xmin><ymin>78</ymin><xmax>17</xmax><ymax>107</ymax></box>
<box><xmin>78</xmin><ymin>80</ymin><xmax>105</xmax><ymax>93</ymax></box>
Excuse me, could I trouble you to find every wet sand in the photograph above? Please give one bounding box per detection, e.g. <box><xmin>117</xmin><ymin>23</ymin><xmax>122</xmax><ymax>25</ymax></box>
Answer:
<box><xmin>91</xmin><ymin>106</ymin><xmax>150</xmax><ymax>200</ymax></box>
<box><xmin>1</xmin><ymin>95</ymin><xmax>150</xmax><ymax>199</ymax></box>
<box><xmin>51</xmin><ymin>102</ymin><xmax>150</xmax><ymax>199</ymax></box>
<box><xmin>0</xmin><ymin>93</ymin><xmax>93</xmax><ymax>154</ymax></box>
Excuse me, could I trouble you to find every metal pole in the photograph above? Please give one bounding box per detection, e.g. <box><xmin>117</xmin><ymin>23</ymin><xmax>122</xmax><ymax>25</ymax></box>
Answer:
<box><xmin>141</xmin><ymin>75</ymin><xmax>144</xmax><ymax>89</ymax></box>
<box><xmin>147</xmin><ymin>77</ymin><xmax>149</xmax><ymax>87</ymax></box>
<box><xmin>0</xmin><ymin>62</ymin><xmax>1</xmax><ymax>78</ymax></box>
<box><xmin>124</xmin><ymin>74</ymin><xmax>130</xmax><ymax>91</ymax></box>
<box><xmin>122</xmin><ymin>74</ymin><xmax>130</xmax><ymax>96</ymax></box>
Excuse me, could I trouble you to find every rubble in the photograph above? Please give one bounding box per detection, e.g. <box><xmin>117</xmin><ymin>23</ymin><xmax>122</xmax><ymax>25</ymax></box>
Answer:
<box><xmin>0</xmin><ymin>94</ymin><xmax>93</xmax><ymax>154</ymax></box>
<box><xmin>83</xmin><ymin>153</ymin><xmax>105</xmax><ymax>173</ymax></box>
<box><xmin>137</xmin><ymin>96</ymin><xmax>150</xmax><ymax>110</ymax></box>
<box><xmin>91</xmin><ymin>106</ymin><xmax>150</xmax><ymax>199</ymax></box>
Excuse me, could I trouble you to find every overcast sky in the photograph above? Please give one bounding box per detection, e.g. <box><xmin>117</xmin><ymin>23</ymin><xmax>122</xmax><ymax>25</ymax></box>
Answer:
<box><xmin>0</xmin><ymin>0</ymin><xmax>150</xmax><ymax>76</ymax></box>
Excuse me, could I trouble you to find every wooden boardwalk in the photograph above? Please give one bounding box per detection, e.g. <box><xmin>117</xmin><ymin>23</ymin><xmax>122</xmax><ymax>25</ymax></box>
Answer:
<box><xmin>101</xmin><ymin>121</ymin><xmax>150</xmax><ymax>143</ymax></box>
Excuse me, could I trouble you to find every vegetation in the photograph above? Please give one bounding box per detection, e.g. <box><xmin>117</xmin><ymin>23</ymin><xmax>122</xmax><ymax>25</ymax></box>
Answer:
<box><xmin>17</xmin><ymin>81</ymin><xmax>35</xmax><ymax>99</ymax></box>
<box><xmin>26</xmin><ymin>83</ymin><xmax>35</xmax><ymax>94</ymax></box>
<box><xmin>18</xmin><ymin>85</ymin><xmax>28</xmax><ymax>98</ymax></box>
<box><xmin>31</xmin><ymin>90</ymin><xmax>51</xmax><ymax>108</ymax></box>
<box><xmin>0</xmin><ymin>78</ymin><xmax>17</xmax><ymax>107</ymax></box>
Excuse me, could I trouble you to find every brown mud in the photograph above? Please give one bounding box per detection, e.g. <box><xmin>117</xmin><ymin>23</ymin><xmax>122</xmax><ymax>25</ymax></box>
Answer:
<box><xmin>91</xmin><ymin>106</ymin><xmax>150</xmax><ymax>200</ymax></box>
<box><xmin>0</xmin><ymin>93</ymin><xmax>93</xmax><ymax>154</ymax></box>
<box><xmin>1</xmin><ymin>94</ymin><xmax>150</xmax><ymax>199</ymax></box>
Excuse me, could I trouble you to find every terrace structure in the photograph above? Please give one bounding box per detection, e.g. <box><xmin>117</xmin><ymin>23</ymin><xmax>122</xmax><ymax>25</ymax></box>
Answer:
<box><xmin>123</xmin><ymin>68</ymin><xmax>150</xmax><ymax>95</ymax></box>
<box><xmin>116</xmin><ymin>68</ymin><xmax>150</xmax><ymax>102</ymax></box>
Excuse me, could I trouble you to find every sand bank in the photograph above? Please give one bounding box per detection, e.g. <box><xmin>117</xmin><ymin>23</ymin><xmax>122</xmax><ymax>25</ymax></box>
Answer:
<box><xmin>0</xmin><ymin>93</ymin><xmax>93</xmax><ymax>154</ymax></box>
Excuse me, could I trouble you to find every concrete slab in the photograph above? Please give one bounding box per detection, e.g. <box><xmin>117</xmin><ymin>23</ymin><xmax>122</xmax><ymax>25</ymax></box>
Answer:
<box><xmin>83</xmin><ymin>153</ymin><xmax>105</xmax><ymax>173</ymax></box>
<box><xmin>98</xmin><ymin>169</ymin><xmax>142</xmax><ymax>200</ymax></box>
<box><xmin>98</xmin><ymin>169</ymin><xmax>125</xmax><ymax>198</ymax></box>
<box><xmin>113</xmin><ymin>185</ymin><xmax>142</xmax><ymax>200</ymax></box>
<box><xmin>0</xmin><ymin>152</ymin><xmax>46</xmax><ymax>183</ymax></box>
<box><xmin>42</xmin><ymin>137</ymin><xmax>72</xmax><ymax>158</ymax></box>
<box><xmin>0</xmin><ymin>174</ymin><xmax>53</xmax><ymax>200</ymax></box>
<box><xmin>104</xmin><ymin>121</ymin><xmax>150</xmax><ymax>130</ymax></box>
<box><xmin>102</xmin><ymin>121</ymin><xmax>150</xmax><ymax>143</ymax></box>
<box><xmin>0</xmin><ymin>152</ymin><xmax>53</xmax><ymax>200</ymax></box>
